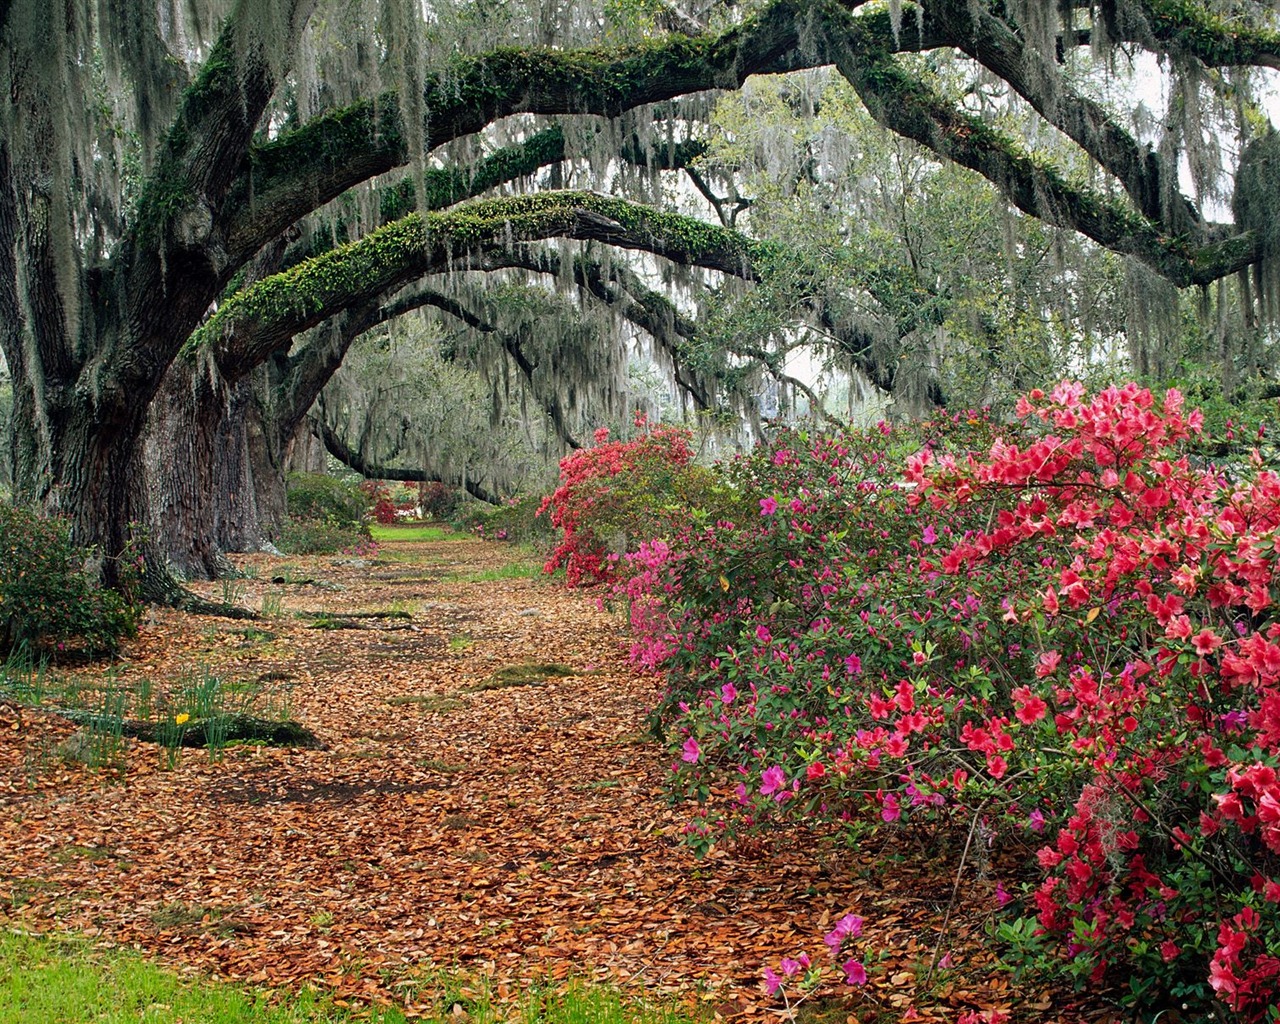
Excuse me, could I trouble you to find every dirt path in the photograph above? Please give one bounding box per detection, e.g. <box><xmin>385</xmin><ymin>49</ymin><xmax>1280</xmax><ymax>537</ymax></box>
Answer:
<box><xmin>0</xmin><ymin>534</ymin><xmax>1086</xmax><ymax>1021</ymax></box>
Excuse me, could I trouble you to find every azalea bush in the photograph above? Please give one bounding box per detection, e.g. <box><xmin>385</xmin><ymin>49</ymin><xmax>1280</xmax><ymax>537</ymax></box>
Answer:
<box><xmin>553</xmin><ymin>384</ymin><xmax>1280</xmax><ymax>1021</ymax></box>
<box><xmin>418</xmin><ymin>481</ymin><xmax>459</xmax><ymax>521</ymax></box>
<box><xmin>538</xmin><ymin>420</ymin><xmax>734</xmax><ymax>587</ymax></box>
<box><xmin>456</xmin><ymin>494</ymin><xmax>554</xmax><ymax>546</ymax></box>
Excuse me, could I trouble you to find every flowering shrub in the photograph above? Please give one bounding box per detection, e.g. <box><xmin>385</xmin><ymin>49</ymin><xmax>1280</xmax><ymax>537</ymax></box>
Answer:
<box><xmin>538</xmin><ymin>421</ymin><xmax>721</xmax><ymax>587</ymax></box>
<box><xmin>418</xmin><ymin>481</ymin><xmax>459</xmax><ymax>521</ymax></box>
<box><xmin>456</xmin><ymin>494</ymin><xmax>555</xmax><ymax>546</ymax></box>
<box><xmin>574</xmin><ymin>385</ymin><xmax>1280</xmax><ymax>1020</ymax></box>
<box><xmin>360</xmin><ymin>480</ymin><xmax>400</xmax><ymax>524</ymax></box>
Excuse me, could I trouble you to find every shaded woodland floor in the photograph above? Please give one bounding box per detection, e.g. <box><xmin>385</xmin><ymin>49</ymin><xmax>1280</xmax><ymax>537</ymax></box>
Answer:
<box><xmin>0</xmin><ymin>531</ymin><xmax>1112</xmax><ymax>1022</ymax></box>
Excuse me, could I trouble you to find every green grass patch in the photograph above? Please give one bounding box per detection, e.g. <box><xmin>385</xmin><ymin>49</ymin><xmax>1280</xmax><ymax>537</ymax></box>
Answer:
<box><xmin>570</xmin><ymin>779</ymin><xmax>622</xmax><ymax>792</ymax></box>
<box><xmin>51</xmin><ymin>845</ymin><xmax>118</xmax><ymax>865</ymax></box>
<box><xmin>451</xmin><ymin>561</ymin><xmax>542</xmax><ymax>582</ymax></box>
<box><xmin>417</xmin><ymin>757</ymin><xmax>468</xmax><ymax>773</ymax></box>
<box><xmin>370</xmin><ymin>524</ymin><xmax>453</xmax><ymax>543</ymax></box>
<box><xmin>0</xmin><ymin>928</ymin><xmax>404</xmax><ymax>1023</ymax></box>
<box><xmin>466</xmin><ymin>662</ymin><xmax>576</xmax><ymax>692</ymax></box>
<box><xmin>298</xmin><ymin>609</ymin><xmax>411</xmax><ymax>621</ymax></box>
<box><xmin>0</xmin><ymin>930</ymin><xmax>699</xmax><ymax>1024</ymax></box>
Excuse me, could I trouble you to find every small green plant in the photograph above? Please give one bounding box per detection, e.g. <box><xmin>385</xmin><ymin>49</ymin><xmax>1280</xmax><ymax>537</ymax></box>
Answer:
<box><xmin>133</xmin><ymin>674</ymin><xmax>154</xmax><ymax>721</ymax></box>
<box><xmin>219</xmin><ymin>577</ymin><xmax>247</xmax><ymax>608</ymax></box>
<box><xmin>155</xmin><ymin>709</ymin><xmax>191</xmax><ymax>769</ymax></box>
<box><xmin>448</xmin><ymin>634</ymin><xmax>473</xmax><ymax>652</ymax></box>
<box><xmin>260</xmin><ymin>589</ymin><xmax>285</xmax><ymax>618</ymax></box>
<box><xmin>0</xmin><ymin>644</ymin><xmax>48</xmax><ymax>705</ymax></box>
<box><xmin>179</xmin><ymin>667</ymin><xmax>231</xmax><ymax>762</ymax></box>
<box><xmin>83</xmin><ymin>674</ymin><xmax>128</xmax><ymax>769</ymax></box>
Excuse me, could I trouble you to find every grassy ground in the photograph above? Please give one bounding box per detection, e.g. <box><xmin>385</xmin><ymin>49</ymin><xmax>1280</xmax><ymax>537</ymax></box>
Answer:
<box><xmin>369</xmin><ymin>523</ymin><xmax>453</xmax><ymax>543</ymax></box>
<box><xmin>0</xmin><ymin>929</ymin><xmax>698</xmax><ymax>1024</ymax></box>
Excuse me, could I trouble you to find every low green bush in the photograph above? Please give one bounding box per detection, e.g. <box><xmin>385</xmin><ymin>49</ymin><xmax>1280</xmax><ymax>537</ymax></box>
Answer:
<box><xmin>0</xmin><ymin>504</ymin><xmax>136</xmax><ymax>657</ymax></box>
<box><xmin>279</xmin><ymin>474</ymin><xmax>373</xmax><ymax>554</ymax></box>
<box><xmin>275</xmin><ymin>516</ymin><xmax>368</xmax><ymax>556</ymax></box>
<box><xmin>285</xmin><ymin>473</ymin><xmax>370</xmax><ymax>529</ymax></box>
<box><xmin>454</xmin><ymin>494</ymin><xmax>555</xmax><ymax>547</ymax></box>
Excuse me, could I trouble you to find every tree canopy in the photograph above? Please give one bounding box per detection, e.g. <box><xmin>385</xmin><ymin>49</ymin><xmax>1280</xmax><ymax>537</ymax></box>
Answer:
<box><xmin>2</xmin><ymin>0</ymin><xmax>1279</xmax><ymax>583</ymax></box>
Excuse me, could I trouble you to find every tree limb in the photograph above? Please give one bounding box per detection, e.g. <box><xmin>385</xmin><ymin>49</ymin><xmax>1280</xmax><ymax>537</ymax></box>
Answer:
<box><xmin>223</xmin><ymin>0</ymin><xmax>870</xmax><ymax>260</ymax></box>
<box><xmin>198</xmin><ymin>191</ymin><xmax>770</xmax><ymax>370</ymax></box>
<box><xmin>311</xmin><ymin>417</ymin><xmax>503</xmax><ymax>504</ymax></box>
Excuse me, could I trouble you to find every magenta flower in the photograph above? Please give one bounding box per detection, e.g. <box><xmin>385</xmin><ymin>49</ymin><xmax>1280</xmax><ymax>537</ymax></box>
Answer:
<box><xmin>759</xmin><ymin>496</ymin><xmax>778</xmax><ymax>515</ymax></box>
<box><xmin>842</xmin><ymin>959</ymin><xmax>868</xmax><ymax>985</ymax></box>
<box><xmin>824</xmin><ymin>913</ymin><xmax>864</xmax><ymax>952</ymax></box>
<box><xmin>756</xmin><ymin>624</ymin><xmax>772</xmax><ymax>644</ymax></box>
<box><xmin>844</xmin><ymin>653</ymin><xmax>862</xmax><ymax>675</ymax></box>
<box><xmin>922</xmin><ymin>524</ymin><xmax>938</xmax><ymax>544</ymax></box>
<box><xmin>681</xmin><ymin>737</ymin><xmax>701</xmax><ymax>764</ymax></box>
<box><xmin>760</xmin><ymin>765</ymin><xmax>786</xmax><ymax>796</ymax></box>
<box><xmin>721</xmin><ymin>681</ymin><xmax>738</xmax><ymax>704</ymax></box>
<box><xmin>762</xmin><ymin>966</ymin><xmax>782</xmax><ymax>995</ymax></box>
<box><xmin>779</xmin><ymin>956</ymin><xmax>803</xmax><ymax>975</ymax></box>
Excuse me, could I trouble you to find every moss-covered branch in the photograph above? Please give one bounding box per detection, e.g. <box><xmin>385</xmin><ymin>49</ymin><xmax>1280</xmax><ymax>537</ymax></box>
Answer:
<box><xmin>836</xmin><ymin>10</ymin><xmax>1248</xmax><ymax>287</ymax></box>
<box><xmin>919</xmin><ymin>0</ymin><xmax>1198</xmax><ymax>233</ymax></box>
<box><xmin>1122</xmin><ymin>0</ymin><xmax>1280</xmax><ymax>70</ymax></box>
<box><xmin>483</xmin><ymin>248</ymin><xmax>714</xmax><ymax>410</ymax></box>
<box><xmin>195</xmin><ymin>191</ymin><xmax>771</xmax><ymax>372</ymax></box>
<box><xmin>224</xmin><ymin>0</ymin><xmax>863</xmax><ymax>260</ymax></box>
<box><xmin>103</xmin><ymin>2</ymin><xmax>312</xmax><ymax>417</ymax></box>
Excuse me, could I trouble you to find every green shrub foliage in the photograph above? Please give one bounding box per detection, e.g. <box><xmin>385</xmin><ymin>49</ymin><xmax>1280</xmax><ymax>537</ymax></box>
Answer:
<box><xmin>279</xmin><ymin>474</ymin><xmax>372</xmax><ymax>554</ymax></box>
<box><xmin>285</xmin><ymin>473</ymin><xmax>371</xmax><ymax>529</ymax></box>
<box><xmin>0</xmin><ymin>505</ymin><xmax>136</xmax><ymax>656</ymax></box>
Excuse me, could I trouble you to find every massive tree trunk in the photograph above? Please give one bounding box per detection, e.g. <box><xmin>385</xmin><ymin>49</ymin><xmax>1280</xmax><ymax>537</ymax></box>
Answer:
<box><xmin>222</xmin><ymin>374</ymin><xmax>287</xmax><ymax>553</ymax></box>
<box><xmin>2</xmin><ymin>0</ymin><xmax>312</xmax><ymax>597</ymax></box>
<box><xmin>144</xmin><ymin>358</ymin><xmax>286</xmax><ymax>579</ymax></box>
<box><xmin>145</xmin><ymin>354</ymin><xmax>233</xmax><ymax>580</ymax></box>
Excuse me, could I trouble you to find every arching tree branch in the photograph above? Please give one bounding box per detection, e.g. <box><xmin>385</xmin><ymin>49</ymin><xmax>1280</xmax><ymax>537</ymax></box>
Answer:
<box><xmin>311</xmin><ymin>417</ymin><xmax>503</xmax><ymax>504</ymax></box>
<box><xmin>199</xmin><ymin>191</ymin><xmax>769</xmax><ymax>371</ymax></box>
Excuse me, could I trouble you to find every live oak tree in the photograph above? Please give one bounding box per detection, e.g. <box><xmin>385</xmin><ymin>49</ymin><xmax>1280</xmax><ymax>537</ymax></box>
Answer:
<box><xmin>3</xmin><ymin>0</ymin><xmax>1279</xmax><ymax>591</ymax></box>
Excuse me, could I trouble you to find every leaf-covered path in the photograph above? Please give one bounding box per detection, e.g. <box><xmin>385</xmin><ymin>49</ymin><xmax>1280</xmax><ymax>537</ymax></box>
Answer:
<box><xmin>1</xmin><ymin>534</ymin><xmax>1098</xmax><ymax>1021</ymax></box>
